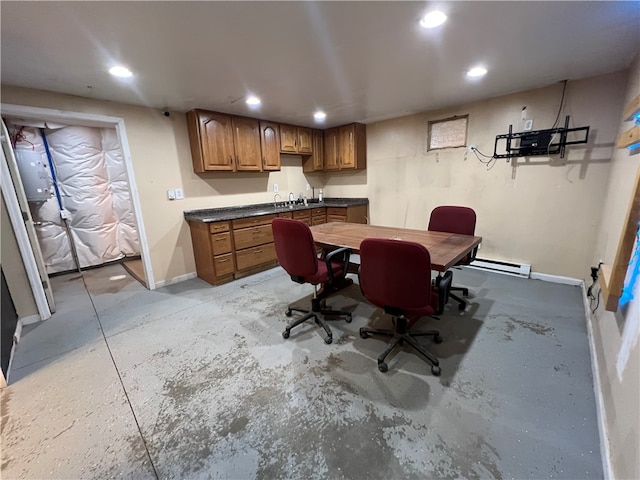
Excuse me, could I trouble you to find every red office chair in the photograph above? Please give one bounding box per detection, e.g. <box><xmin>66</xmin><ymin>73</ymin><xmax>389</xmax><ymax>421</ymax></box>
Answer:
<box><xmin>272</xmin><ymin>218</ymin><xmax>353</xmax><ymax>344</ymax></box>
<box><xmin>358</xmin><ymin>238</ymin><xmax>452</xmax><ymax>376</ymax></box>
<box><xmin>428</xmin><ymin>205</ymin><xmax>477</xmax><ymax>311</ymax></box>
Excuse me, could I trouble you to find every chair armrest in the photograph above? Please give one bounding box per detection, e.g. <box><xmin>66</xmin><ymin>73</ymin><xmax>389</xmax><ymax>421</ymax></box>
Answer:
<box><xmin>325</xmin><ymin>247</ymin><xmax>351</xmax><ymax>283</ymax></box>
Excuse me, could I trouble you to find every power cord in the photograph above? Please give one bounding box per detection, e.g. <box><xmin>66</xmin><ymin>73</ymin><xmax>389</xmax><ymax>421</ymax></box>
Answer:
<box><xmin>586</xmin><ymin>262</ymin><xmax>603</xmax><ymax>313</ymax></box>
<box><xmin>470</xmin><ymin>146</ymin><xmax>497</xmax><ymax>170</ymax></box>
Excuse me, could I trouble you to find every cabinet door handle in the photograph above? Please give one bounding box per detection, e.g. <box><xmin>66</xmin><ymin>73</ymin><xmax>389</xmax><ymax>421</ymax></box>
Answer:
<box><xmin>219</xmin><ymin>258</ymin><xmax>229</xmax><ymax>263</ymax></box>
<box><xmin>255</xmin><ymin>248</ymin><xmax>263</xmax><ymax>253</ymax></box>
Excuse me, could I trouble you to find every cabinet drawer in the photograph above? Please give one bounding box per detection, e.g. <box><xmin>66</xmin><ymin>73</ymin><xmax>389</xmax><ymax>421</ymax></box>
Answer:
<box><xmin>311</xmin><ymin>215</ymin><xmax>326</xmax><ymax>226</ymax></box>
<box><xmin>233</xmin><ymin>214</ymin><xmax>276</xmax><ymax>229</ymax></box>
<box><xmin>234</xmin><ymin>224</ymin><xmax>274</xmax><ymax>250</ymax></box>
<box><xmin>211</xmin><ymin>232</ymin><xmax>232</xmax><ymax>255</ymax></box>
<box><xmin>277</xmin><ymin>212</ymin><xmax>293</xmax><ymax>218</ymax></box>
<box><xmin>311</xmin><ymin>207</ymin><xmax>325</xmax><ymax>216</ymax></box>
<box><xmin>214</xmin><ymin>253</ymin><xmax>234</xmax><ymax>276</ymax></box>
<box><xmin>293</xmin><ymin>210</ymin><xmax>310</xmax><ymax>220</ymax></box>
<box><xmin>327</xmin><ymin>214</ymin><xmax>347</xmax><ymax>223</ymax></box>
<box><xmin>209</xmin><ymin>221</ymin><xmax>230</xmax><ymax>234</ymax></box>
<box><xmin>236</xmin><ymin>243</ymin><xmax>276</xmax><ymax>270</ymax></box>
<box><xmin>326</xmin><ymin>207</ymin><xmax>347</xmax><ymax>216</ymax></box>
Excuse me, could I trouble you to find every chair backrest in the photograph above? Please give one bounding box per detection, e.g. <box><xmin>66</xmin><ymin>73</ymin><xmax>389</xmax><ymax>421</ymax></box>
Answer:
<box><xmin>359</xmin><ymin>238</ymin><xmax>434</xmax><ymax>314</ymax></box>
<box><xmin>428</xmin><ymin>205</ymin><xmax>476</xmax><ymax>236</ymax></box>
<box><xmin>272</xmin><ymin>218</ymin><xmax>319</xmax><ymax>279</ymax></box>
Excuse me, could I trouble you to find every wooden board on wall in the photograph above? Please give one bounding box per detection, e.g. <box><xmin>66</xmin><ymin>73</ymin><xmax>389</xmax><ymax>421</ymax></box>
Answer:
<box><xmin>600</xmin><ymin>163</ymin><xmax>640</xmax><ymax>312</ymax></box>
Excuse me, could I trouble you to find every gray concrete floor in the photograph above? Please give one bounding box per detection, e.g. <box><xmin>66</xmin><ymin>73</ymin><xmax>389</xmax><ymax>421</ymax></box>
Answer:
<box><xmin>1</xmin><ymin>264</ymin><xmax>603</xmax><ymax>479</ymax></box>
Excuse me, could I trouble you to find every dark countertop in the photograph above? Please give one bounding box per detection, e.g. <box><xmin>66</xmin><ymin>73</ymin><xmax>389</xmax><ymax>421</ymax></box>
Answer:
<box><xmin>184</xmin><ymin>197</ymin><xmax>369</xmax><ymax>223</ymax></box>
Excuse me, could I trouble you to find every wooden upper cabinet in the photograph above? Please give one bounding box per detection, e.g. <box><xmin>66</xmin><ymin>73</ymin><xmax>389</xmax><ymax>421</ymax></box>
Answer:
<box><xmin>280</xmin><ymin>124</ymin><xmax>313</xmax><ymax>154</ymax></box>
<box><xmin>260</xmin><ymin>121</ymin><xmax>281</xmax><ymax>171</ymax></box>
<box><xmin>279</xmin><ymin>124</ymin><xmax>298</xmax><ymax>153</ymax></box>
<box><xmin>232</xmin><ymin>116</ymin><xmax>262</xmax><ymax>171</ymax></box>
<box><xmin>303</xmin><ymin>129</ymin><xmax>324</xmax><ymax>172</ymax></box>
<box><xmin>324</xmin><ymin>127</ymin><xmax>340</xmax><ymax>171</ymax></box>
<box><xmin>297</xmin><ymin>127</ymin><xmax>312</xmax><ymax>154</ymax></box>
<box><xmin>187</xmin><ymin>110</ymin><xmax>235</xmax><ymax>172</ymax></box>
<box><xmin>337</xmin><ymin>123</ymin><xmax>366</xmax><ymax>170</ymax></box>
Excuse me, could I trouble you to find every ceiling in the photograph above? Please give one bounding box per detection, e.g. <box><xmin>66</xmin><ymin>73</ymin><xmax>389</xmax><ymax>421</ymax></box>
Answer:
<box><xmin>1</xmin><ymin>1</ymin><xmax>639</xmax><ymax>128</ymax></box>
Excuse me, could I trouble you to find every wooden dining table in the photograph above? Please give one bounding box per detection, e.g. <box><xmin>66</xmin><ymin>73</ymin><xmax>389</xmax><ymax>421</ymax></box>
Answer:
<box><xmin>310</xmin><ymin>222</ymin><xmax>482</xmax><ymax>272</ymax></box>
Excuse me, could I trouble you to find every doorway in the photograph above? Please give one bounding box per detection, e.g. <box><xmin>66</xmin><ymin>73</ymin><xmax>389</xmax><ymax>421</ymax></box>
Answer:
<box><xmin>1</xmin><ymin>103</ymin><xmax>155</xmax><ymax>320</ymax></box>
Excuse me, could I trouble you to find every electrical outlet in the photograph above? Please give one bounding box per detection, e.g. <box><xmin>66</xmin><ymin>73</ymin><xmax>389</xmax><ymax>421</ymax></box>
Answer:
<box><xmin>273</xmin><ymin>184</ymin><xmax>279</xmax><ymax>193</ymax></box>
<box><xmin>523</xmin><ymin>119</ymin><xmax>534</xmax><ymax>131</ymax></box>
<box><xmin>175</xmin><ymin>188</ymin><xmax>184</xmax><ymax>200</ymax></box>
<box><xmin>167</xmin><ymin>189</ymin><xmax>176</xmax><ymax>200</ymax></box>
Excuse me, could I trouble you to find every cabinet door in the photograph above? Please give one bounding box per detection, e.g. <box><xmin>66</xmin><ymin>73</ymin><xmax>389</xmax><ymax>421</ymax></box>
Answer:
<box><xmin>194</xmin><ymin>111</ymin><xmax>235</xmax><ymax>171</ymax></box>
<box><xmin>260</xmin><ymin>121</ymin><xmax>281</xmax><ymax>171</ymax></box>
<box><xmin>339</xmin><ymin>124</ymin><xmax>355</xmax><ymax>169</ymax></box>
<box><xmin>297</xmin><ymin>127</ymin><xmax>313</xmax><ymax>154</ymax></box>
<box><xmin>279</xmin><ymin>124</ymin><xmax>298</xmax><ymax>153</ymax></box>
<box><xmin>312</xmin><ymin>130</ymin><xmax>324</xmax><ymax>170</ymax></box>
<box><xmin>232</xmin><ymin>116</ymin><xmax>262</xmax><ymax>171</ymax></box>
<box><xmin>324</xmin><ymin>128</ymin><xmax>340</xmax><ymax>171</ymax></box>
<box><xmin>303</xmin><ymin>129</ymin><xmax>324</xmax><ymax>172</ymax></box>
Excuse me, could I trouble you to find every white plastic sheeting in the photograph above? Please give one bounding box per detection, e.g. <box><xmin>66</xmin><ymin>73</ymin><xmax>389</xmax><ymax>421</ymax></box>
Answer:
<box><xmin>9</xmin><ymin>123</ymin><xmax>139</xmax><ymax>273</ymax></box>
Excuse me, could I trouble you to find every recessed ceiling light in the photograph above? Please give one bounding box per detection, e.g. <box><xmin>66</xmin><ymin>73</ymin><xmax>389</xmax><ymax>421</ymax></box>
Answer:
<box><xmin>314</xmin><ymin>111</ymin><xmax>327</xmax><ymax>121</ymax></box>
<box><xmin>109</xmin><ymin>66</ymin><xmax>133</xmax><ymax>78</ymax></box>
<box><xmin>467</xmin><ymin>66</ymin><xmax>488</xmax><ymax>78</ymax></box>
<box><xmin>246</xmin><ymin>95</ymin><xmax>261</xmax><ymax>106</ymax></box>
<box><xmin>420</xmin><ymin>11</ymin><xmax>447</xmax><ymax>29</ymax></box>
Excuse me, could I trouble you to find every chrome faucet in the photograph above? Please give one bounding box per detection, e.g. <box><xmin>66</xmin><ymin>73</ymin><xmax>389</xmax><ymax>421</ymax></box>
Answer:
<box><xmin>273</xmin><ymin>193</ymin><xmax>281</xmax><ymax>207</ymax></box>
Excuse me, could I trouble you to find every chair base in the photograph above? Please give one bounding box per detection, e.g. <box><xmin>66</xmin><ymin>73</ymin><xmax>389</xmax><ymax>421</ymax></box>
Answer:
<box><xmin>450</xmin><ymin>285</ymin><xmax>469</xmax><ymax>311</ymax></box>
<box><xmin>282</xmin><ymin>298</ymin><xmax>351</xmax><ymax>344</ymax></box>
<box><xmin>359</xmin><ymin>316</ymin><xmax>442</xmax><ymax>376</ymax></box>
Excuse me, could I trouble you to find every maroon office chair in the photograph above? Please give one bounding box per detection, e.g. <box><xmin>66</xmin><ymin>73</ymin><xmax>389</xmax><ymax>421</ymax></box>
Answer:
<box><xmin>272</xmin><ymin>218</ymin><xmax>353</xmax><ymax>344</ymax></box>
<box><xmin>428</xmin><ymin>205</ymin><xmax>477</xmax><ymax>311</ymax></box>
<box><xmin>358</xmin><ymin>238</ymin><xmax>452</xmax><ymax>376</ymax></box>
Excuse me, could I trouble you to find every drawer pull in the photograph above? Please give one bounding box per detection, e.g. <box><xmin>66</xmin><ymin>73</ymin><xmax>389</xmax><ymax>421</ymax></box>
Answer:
<box><xmin>219</xmin><ymin>259</ymin><xmax>229</xmax><ymax>263</ymax></box>
<box><xmin>215</xmin><ymin>237</ymin><xmax>226</xmax><ymax>241</ymax></box>
<box><xmin>254</xmin><ymin>248</ymin><xmax>263</xmax><ymax>253</ymax></box>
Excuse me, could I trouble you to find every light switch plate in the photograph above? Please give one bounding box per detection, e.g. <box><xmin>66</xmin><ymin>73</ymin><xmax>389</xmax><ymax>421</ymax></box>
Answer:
<box><xmin>167</xmin><ymin>189</ymin><xmax>176</xmax><ymax>200</ymax></box>
<box><xmin>273</xmin><ymin>184</ymin><xmax>279</xmax><ymax>193</ymax></box>
<box><xmin>175</xmin><ymin>188</ymin><xmax>184</xmax><ymax>200</ymax></box>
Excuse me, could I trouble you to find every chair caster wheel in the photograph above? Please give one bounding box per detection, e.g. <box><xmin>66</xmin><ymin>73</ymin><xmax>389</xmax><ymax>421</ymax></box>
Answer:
<box><xmin>359</xmin><ymin>328</ymin><xmax>369</xmax><ymax>339</ymax></box>
<box><xmin>346</xmin><ymin>315</ymin><xmax>352</xmax><ymax>323</ymax></box>
<box><xmin>458</xmin><ymin>303</ymin><xmax>466</xmax><ymax>311</ymax></box>
<box><xmin>462</xmin><ymin>289</ymin><xmax>469</xmax><ymax>297</ymax></box>
<box><xmin>325</xmin><ymin>337</ymin><xmax>333</xmax><ymax>345</ymax></box>
<box><xmin>435</xmin><ymin>335</ymin><xmax>443</xmax><ymax>344</ymax></box>
<box><xmin>378</xmin><ymin>362</ymin><xmax>388</xmax><ymax>373</ymax></box>
<box><xmin>282</xmin><ymin>330</ymin><xmax>290</xmax><ymax>339</ymax></box>
<box><xmin>285</xmin><ymin>309</ymin><xmax>293</xmax><ymax>317</ymax></box>
<box><xmin>431</xmin><ymin>365</ymin><xmax>441</xmax><ymax>376</ymax></box>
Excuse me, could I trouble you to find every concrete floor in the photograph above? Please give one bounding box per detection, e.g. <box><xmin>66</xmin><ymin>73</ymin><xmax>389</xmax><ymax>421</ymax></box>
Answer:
<box><xmin>1</xmin><ymin>264</ymin><xmax>603</xmax><ymax>479</ymax></box>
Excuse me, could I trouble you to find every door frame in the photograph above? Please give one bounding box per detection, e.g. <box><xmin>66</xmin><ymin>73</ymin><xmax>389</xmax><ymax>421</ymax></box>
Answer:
<box><xmin>1</xmin><ymin>103</ymin><xmax>156</xmax><ymax>295</ymax></box>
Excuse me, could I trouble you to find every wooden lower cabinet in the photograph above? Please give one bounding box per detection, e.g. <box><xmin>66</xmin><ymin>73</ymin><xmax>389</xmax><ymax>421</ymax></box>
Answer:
<box><xmin>326</xmin><ymin>205</ymin><xmax>368</xmax><ymax>224</ymax></box>
<box><xmin>232</xmin><ymin>214</ymin><xmax>277</xmax><ymax>274</ymax></box>
<box><xmin>311</xmin><ymin>207</ymin><xmax>326</xmax><ymax>225</ymax></box>
<box><xmin>188</xmin><ymin>204</ymin><xmax>367</xmax><ymax>285</ymax></box>
<box><xmin>189</xmin><ymin>220</ymin><xmax>235</xmax><ymax>284</ymax></box>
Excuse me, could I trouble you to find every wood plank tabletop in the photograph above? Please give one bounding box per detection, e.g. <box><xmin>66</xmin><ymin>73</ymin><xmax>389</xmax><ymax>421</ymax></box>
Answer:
<box><xmin>310</xmin><ymin>222</ymin><xmax>482</xmax><ymax>272</ymax></box>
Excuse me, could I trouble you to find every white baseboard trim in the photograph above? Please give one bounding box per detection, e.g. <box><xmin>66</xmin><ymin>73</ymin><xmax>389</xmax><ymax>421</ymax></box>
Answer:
<box><xmin>18</xmin><ymin>313</ymin><xmax>43</xmax><ymax>326</ymax></box>
<box><xmin>529</xmin><ymin>272</ymin><xmax>583</xmax><ymax>286</ymax></box>
<box><xmin>580</xmin><ymin>283</ymin><xmax>614</xmax><ymax>480</ymax></box>
<box><xmin>153</xmin><ymin>272</ymin><xmax>197</xmax><ymax>288</ymax></box>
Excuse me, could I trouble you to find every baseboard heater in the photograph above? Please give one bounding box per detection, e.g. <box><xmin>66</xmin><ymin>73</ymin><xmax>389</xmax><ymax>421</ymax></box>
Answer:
<box><xmin>466</xmin><ymin>257</ymin><xmax>531</xmax><ymax>278</ymax></box>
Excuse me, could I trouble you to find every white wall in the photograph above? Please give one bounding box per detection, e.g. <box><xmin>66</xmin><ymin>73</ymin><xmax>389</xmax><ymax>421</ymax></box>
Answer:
<box><xmin>325</xmin><ymin>71</ymin><xmax>627</xmax><ymax>279</ymax></box>
<box><xmin>589</xmin><ymin>52</ymin><xmax>640</xmax><ymax>480</ymax></box>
